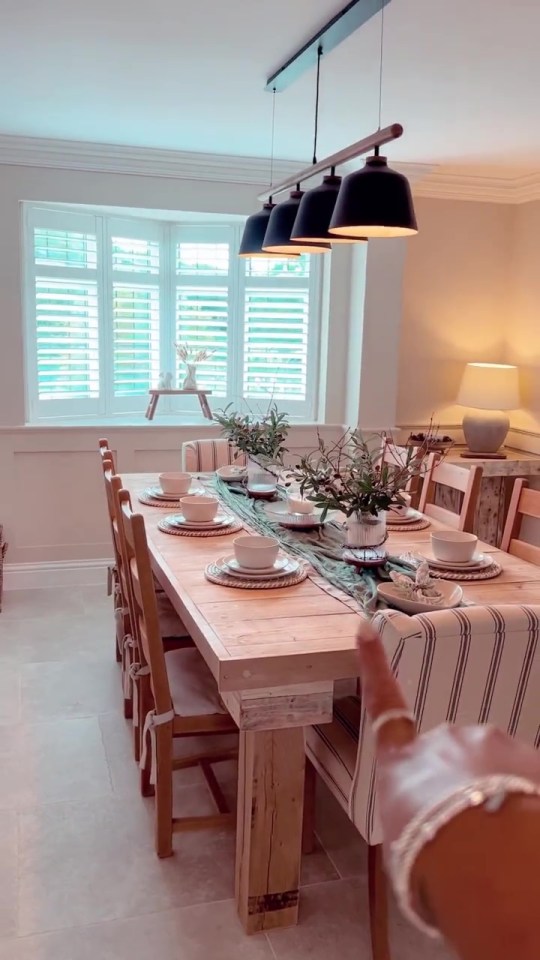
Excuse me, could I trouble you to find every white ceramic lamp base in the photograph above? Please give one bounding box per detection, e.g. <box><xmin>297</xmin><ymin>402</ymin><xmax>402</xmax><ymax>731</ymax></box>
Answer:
<box><xmin>461</xmin><ymin>409</ymin><xmax>509</xmax><ymax>458</ymax></box>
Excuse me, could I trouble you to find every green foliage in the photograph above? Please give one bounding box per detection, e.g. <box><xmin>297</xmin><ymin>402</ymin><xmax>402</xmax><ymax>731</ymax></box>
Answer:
<box><xmin>214</xmin><ymin>403</ymin><xmax>290</xmax><ymax>468</ymax></box>
<box><xmin>294</xmin><ymin>430</ymin><xmax>432</xmax><ymax>521</ymax></box>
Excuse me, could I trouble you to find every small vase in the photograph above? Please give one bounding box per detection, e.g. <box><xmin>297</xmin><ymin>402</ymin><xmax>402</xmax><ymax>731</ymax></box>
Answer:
<box><xmin>182</xmin><ymin>363</ymin><xmax>198</xmax><ymax>390</ymax></box>
<box><xmin>346</xmin><ymin>512</ymin><xmax>387</xmax><ymax>548</ymax></box>
<box><xmin>246</xmin><ymin>457</ymin><xmax>277</xmax><ymax>498</ymax></box>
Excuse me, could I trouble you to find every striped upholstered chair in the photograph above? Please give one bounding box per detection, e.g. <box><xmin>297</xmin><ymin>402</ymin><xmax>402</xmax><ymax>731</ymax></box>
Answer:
<box><xmin>304</xmin><ymin>605</ymin><xmax>540</xmax><ymax>960</ymax></box>
<box><xmin>181</xmin><ymin>439</ymin><xmax>246</xmax><ymax>473</ymax></box>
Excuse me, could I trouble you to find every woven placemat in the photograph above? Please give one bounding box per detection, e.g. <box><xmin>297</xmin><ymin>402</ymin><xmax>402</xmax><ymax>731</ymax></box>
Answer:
<box><xmin>427</xmin><ymin>558</ymin><xmax>502</xmax><ymax>582</ymax></box>
<box><xmin>157</xmin><ymin>516</ymin><xmax>243</xmax><ymax>538</ymax></box>
<box><xmin>204</xmin><ymin>560</ymin><xmax>308</xmax><ymax>589</ymax></box>
<box><xmin>138</xmin><ymin>491</ymin><xmax>182</xmax><ymax>509</ymax></box>
<box><xmin>386</xmin><ymin>517</ymin><xmax>431</xmax><ymax>532</ymax></box>
<box><xmin>138</xmin><ymin>486</ymin><xmax>205</xmax><ymax>508</ymax></box>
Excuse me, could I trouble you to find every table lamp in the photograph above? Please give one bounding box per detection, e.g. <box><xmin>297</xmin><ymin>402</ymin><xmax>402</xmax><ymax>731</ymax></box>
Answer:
<box><xmin>457</xmin><ymin>362</ymin><xmax>520</xmax><ymax>459</ymax></box>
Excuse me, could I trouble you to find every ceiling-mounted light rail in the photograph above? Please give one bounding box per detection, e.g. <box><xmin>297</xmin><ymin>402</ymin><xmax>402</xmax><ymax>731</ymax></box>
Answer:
<box><xmin>256</xmin><ymin>122</ymin><xmax>402</xmax><ymax>202</ymax></box>
<box><xmin>265</xmin><ymin>0</ymin><xmax>393</xmax><ymax>93</ymax></box>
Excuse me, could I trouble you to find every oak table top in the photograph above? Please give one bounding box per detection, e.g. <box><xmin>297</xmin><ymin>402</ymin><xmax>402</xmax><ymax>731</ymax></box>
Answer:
<box><xmin>123</xmin><ymin>473</ymin><xmax>540</xmax><ymax>933</ymax></box>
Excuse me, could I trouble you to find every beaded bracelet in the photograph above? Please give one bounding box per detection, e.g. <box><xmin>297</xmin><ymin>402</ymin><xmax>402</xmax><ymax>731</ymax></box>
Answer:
<box><xmin>389</xmin><ymin>775</ymin><xmax>540</xmax><ymax>938</ymax></box>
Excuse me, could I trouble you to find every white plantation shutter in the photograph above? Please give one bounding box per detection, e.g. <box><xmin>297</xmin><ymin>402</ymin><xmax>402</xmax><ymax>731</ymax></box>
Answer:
<box><xmin>241</xmin><ymin>255</ymin><xmax>317</xmax><ymax>417</ymax></box>
<box><xmin>24</xmin><ymin>209</ymin><xmax>321</xmax><ymax>422</ymax></box>
<box><xmin>35</xmin><ymin>279</ymin><xmax>99</xmax><ymax>399</ymax></box>
<box><xmin>27</xmin><ymin>209</ymin><xmax>101</xmax><ymax>418</ymax></box>
<box><xmin>243</xmin><ymin>288</ymin><xmax>309</xmax><ymax>400</ymax></box>
<box><xmin>112</xmin><ymin>284</ymin><xmax>160</xmax><ymax>397</ymax></box>
<box><xmin>175</xmin><ymin>287</ymin><xmax>228</xmax><ymax>395</ymax></box>
<box><xmin>108</xmin><ymin>223</ymin><xmax>162</xmax><ymax>408</ymax></box>
<box><xmin>173</xmin><ymin>228</ymin><xmax>234</xmax><ymax>403</ymax></box>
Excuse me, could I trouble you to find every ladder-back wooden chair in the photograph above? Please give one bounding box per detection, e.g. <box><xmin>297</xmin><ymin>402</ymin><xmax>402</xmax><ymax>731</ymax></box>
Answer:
<box><xmin>182</xmin><ymin>438</ymin><xmax>246</xmax><ymax>473</ymax></box>
<box><xmin>501</xmin><ymin>478</ymin><xmax>540</xmax><ymax>564</ymax></box>
<box><xmin>104</xmin><ymin>467</ymin><xmax>192</xmax><ymax>756</ymax></box>
<box><xmin>118</xmin><ymin>488</ymin><xmax>238</xmax><ymax>857</ymax></box>
<box><xmin>98</xmin><ymin>442</ymin><xmax>125</xmax><ymax>667</ymax></box>
<box><xmin>419</xmin><ymin>460</ymin><xmax>483</xmax><ymax>532</ymax></box>
<box><xmin>382</xmin><ymin>439</ymin><xmax>434</xmax><ymax>511</ymax></box>
<box><xmin>304</xmin><ymin>604</ymin><xmax>540</xmax><ymax>960</ymax></box>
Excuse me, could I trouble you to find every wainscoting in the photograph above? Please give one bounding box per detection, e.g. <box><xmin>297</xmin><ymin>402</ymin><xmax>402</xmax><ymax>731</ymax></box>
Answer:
<box><xmin>0</xmin><ymin>423</ymin><xmax>344</xmax><ymax>580</ymax></box>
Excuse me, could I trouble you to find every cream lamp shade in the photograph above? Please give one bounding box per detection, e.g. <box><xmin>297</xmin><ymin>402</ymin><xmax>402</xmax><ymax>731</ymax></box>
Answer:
<box><xmin>457</xmin><ymin>363</ymin><xmax>520</xmax><ymax>458</ymax></box>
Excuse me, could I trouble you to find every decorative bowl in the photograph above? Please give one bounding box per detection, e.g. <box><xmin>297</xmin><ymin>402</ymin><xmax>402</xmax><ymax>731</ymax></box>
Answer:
<box><xmin>431</xmin><ymin>530</ymin><xmax>478</xmax><ymax>563</ymax></box>
<box><xmin>233</xmin><ymin>535</ymin><xmax>280</xmax><ymax>570</ymax></box>
<box><xmin>158</xmin><ymin>472</ymin><xmax>191</xmax><ymax>496</ymax></box>
<box><xmin>180</xmin><ymin>495</ymin><xmax>219</xmax><ymax>523</ymax></box>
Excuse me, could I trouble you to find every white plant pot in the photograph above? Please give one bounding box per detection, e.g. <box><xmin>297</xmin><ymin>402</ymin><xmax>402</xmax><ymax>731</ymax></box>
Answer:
<box><xmin>346</xmin><ymin>512</ymin><xmax>387</xmax><ymax>548</ymax></box>
<box><xmin>246</xmin><ymin>457</ymin><xmax>277</xmax><ymax>496</ymax></box>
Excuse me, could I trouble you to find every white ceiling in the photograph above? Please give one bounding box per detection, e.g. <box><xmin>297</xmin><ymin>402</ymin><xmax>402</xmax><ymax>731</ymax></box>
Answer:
<box><xmin>2</xmin><ymin>0</ymin><xmax>540</xmax><ymax>172</ymax></box>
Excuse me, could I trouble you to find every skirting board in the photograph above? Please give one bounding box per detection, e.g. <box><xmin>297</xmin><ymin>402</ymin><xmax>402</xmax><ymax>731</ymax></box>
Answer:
<box><xmin>3</xmin><ymin>558</ymin><xmax>112</xmax><ymax>591</ymax></box>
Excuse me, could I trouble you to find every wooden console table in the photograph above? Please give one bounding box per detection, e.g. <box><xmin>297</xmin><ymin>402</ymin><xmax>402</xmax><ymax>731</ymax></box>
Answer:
<box><xmin>442</xmin><ymin>446</ymin><xmax>540</xmax><ymax>546</ymax></box>
<box><xmin>145</xmin><ymin>389</ymin><xmax>213</xmax><ymax>421</ymax></box>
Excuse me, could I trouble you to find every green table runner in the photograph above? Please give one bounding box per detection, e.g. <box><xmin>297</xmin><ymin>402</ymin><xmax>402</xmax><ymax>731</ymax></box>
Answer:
<box><xmin>212</xmin><ymin>478</ymin><xmax>415</xmax><ymax>612</ymax></box>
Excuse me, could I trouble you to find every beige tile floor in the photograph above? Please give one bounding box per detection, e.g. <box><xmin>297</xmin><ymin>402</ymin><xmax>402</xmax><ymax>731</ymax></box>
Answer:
<box><xmin>0</xmin><ymin>585</ymin><xmax>455</xmax><ymax>959</ymax></box>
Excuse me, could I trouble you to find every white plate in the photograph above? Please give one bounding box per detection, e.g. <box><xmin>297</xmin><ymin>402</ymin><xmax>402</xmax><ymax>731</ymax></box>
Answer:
<box><xmin>148</xmin><ymin>485</ymin><xmax>205</xmax><ymax>500</ymax></box>
<box><xmin>386</xmin><ymin>508</ymin><xmax>423</xmax><ymax>524</ymax></box>
<box><xmin>216</xmin><ymin>555</ymin><xmax>299</xmax><ymax>580</ymax></box>
<box><xmin>225</xmin><ymin>555</ymin><xmax>290</xmax><ymax>576</ymax></box>
<box><xmin>377</xmin><ymin>581</ymin><xmax>463</xmax><ymax>614</ymax></box>
<box><xmin>263</xmin><ymin>501</ymin><xmax>325</xmax><ymax>528</ymax></box>
<box><xmin>423</xmin><ymin>552</ymin><xmax>491</xmax><ymax>571</ymax></box>
<box><xmin>166</xmin><ymin>514</ymin><xmax>233</xmax><ymax>530</ymax></box>
<box><xmin>216</xmin><ymin>465</ymin><xmax>247</xmax><ymax>482</ymax></box>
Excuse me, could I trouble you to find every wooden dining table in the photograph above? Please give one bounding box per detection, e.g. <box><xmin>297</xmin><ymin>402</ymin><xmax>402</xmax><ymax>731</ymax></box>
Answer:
<box><xmin>123</xmin><ymin>474</ymin><xmax>540</xmax><ymax>933</ymax></box>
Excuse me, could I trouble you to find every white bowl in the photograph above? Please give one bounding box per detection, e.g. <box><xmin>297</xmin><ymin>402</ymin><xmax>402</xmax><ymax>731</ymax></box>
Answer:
<box><xmin>180</xmin><ymin>495</ymin><xmax>219</xmax><ymax>523</ymax></box>
<box><xmin>158</xmin><ymin>472</ymin><xmax>191</xmax><ymax>496</ymax></box>
<box><xmin>233</xmin><ymin>535</ymin><xmax>279</xmax><ymax>570</ymax></box>
<box><xmin>216</xmin><ymin>464</ymin><xmax>247</xmax><ymax>482</ymax></box>
<box><xmin>431</xmin><ymin>530</ymin><xmax>478</xmax><ymax>563</ymax></box>
<box><xmin>377</xmin><ymin>581</ymin><xmax>463</xmax><ymax>614</ymax></box>
<box><xmin>287</xmin><ymin>496</ymin><xmax>314</xmax><ymax>515</ymax></box>
<box><xmin>389</xmin><ymin>492</ymin><xmax>412</xmax><ymax>517</ymax></box>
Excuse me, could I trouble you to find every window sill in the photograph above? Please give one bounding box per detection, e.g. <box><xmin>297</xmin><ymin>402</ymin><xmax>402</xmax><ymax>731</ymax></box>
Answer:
<box><xmin>1</xmin><ymin>415</ymin><xmax>325</xmax><ymax>433</ymax></box>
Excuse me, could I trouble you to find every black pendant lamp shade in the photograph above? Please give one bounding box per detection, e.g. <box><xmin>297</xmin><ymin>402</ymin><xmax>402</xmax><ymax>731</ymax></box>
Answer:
<box><xmin>263</xmin><ymin>190</ymin><xmax>331</xmax><ymax>254</ymax></box>
<box><xmin>291</xmin><ymin>175</ymin><xmax>365</xmax><ymax>245</ymax></box>
<box><xmin>329</xmin><ymin>155</ymin><xmax>418</xmax><ymax>238</ymax></box>
<box><xmin>239</xmin><ymin>202</ymin><xmax>299</xmax><ymax>258</ymax></box>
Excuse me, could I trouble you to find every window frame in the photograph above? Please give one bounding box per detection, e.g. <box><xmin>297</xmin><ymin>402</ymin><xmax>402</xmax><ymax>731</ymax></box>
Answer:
<box><xmin>23</xmin><ymin>204</ymin><xmax>322</xmax><ymax>424</ymax></box>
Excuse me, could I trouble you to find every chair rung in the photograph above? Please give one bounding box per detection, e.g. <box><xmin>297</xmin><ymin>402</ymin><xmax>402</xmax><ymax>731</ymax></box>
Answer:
<box><xmin>200</xmin><ymin>759</ymin><xmax>229</xmax><ymax>814</ymax></box>
<box><xmin>172</xmin><ymin>812</ymin><xmax>234</xmax><ymax>833</ymax></box>
<box><xmin>172</xmin><ymin>747</ymin><xmax>238</xmax><ymax>771</ymax></box>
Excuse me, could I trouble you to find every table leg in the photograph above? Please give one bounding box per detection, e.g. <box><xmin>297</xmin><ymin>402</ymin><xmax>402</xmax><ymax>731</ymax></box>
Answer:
<box><xmin>198</xmin><ymin>393</ymin><xmax>213</xmax><ymax>421</ymax></box>
<box><xmin>146</xmin><ymin>394</ymin><xmax>159</xmax><ymax>420</ymax></box>
<box><xmin>235</xmin><ymin>727</ymin><xmax>305</xmax><ymax>933</ymax></box>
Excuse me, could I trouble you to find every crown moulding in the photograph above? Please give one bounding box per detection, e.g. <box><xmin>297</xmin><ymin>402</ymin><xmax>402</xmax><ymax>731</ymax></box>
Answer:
<box><xmin>0</xmin><ymin>133</ymin><xmax>539</xmax><ymax>204</ymax></box>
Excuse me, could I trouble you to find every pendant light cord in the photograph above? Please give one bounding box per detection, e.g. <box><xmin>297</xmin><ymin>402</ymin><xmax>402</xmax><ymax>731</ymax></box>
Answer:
<box><xmin>377</xmin><ymin>0</ymin><xmax>385</xmax><ymax>131</ymax></box>
<box><xmin>269</xmin><ymin>86</ymin><xmax>276</xmax><ymax>202</ymax></box>
<box><xmin>312</xmin><ymin>45</ymin><xmax>323</xmax><ymax>165</ymax></box>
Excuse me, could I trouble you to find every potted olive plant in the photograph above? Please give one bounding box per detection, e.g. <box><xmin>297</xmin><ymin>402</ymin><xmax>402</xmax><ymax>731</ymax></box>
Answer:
<box><xmin>214</xmin><ymin>403</ymin><xmax>290</xmax><ymax>496</ymax></box>
<box><xmin>294</xmin><ymin>430</ymin><xmax>432</xmax><ymax>547</ymax></box>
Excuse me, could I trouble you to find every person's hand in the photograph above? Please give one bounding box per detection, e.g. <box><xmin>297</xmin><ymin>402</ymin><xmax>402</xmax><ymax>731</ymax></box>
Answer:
<box><xmin>357</xmin><ymin>619</ymin><xmax>540</xmax><ymax>960</ymax></box>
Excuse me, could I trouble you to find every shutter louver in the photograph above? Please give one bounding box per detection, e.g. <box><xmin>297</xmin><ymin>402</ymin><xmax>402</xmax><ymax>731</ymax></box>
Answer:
<box><xmin>175</xmin><ymin>287</ymin><xmax>228</xmax><ymax>395</ymax></box>
<box><xmin>113</xmin><ymin>284</ymin><xmax>160</xmax><ymax>396</ymax></box>
<box><xmin>243</xmin><ymin>288</ymin><xmax>309</xmax><ymax>401</ymax></box>
<box><xmin>34</xmin><ymin>228</ymin><xmax>97</xmax><ymax>269</ymax></box>
<box><xmin>35</xmin><ymin>278</ymin><xmax>99</xmax><ymax>399</ymax></box>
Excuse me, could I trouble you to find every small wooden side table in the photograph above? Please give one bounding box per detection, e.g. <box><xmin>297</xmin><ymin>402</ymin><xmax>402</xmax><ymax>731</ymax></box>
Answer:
<box><xmin>145</xmin><ymin>389</ymin><xmax>213</xmax><ymax>421</ymax></box>
<box><xmin>441</xmin><ymin>446</ymin><xmax>540</xmax><ymax>546</ymax></box>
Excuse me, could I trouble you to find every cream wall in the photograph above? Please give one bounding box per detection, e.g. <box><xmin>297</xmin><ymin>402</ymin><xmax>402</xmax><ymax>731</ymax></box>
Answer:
<box><xmin>507</xmin><ymin>199</ymin><xmax>540</xmax><ymax>433</ymax></box>
<box><xmin>397</xmin><ymin>197</ymin><xmax>514</xmax><ymax>429</ymax></box>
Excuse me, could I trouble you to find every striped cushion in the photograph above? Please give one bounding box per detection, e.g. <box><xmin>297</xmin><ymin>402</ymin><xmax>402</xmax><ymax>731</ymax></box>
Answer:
<box><xmin>348</xmin><ymin>604</ymin><xmax>540</xmax><ymax>845</ymax></box>
<box><xmin>305</xmin><ymin>696</ymin><xmax>361</xmax><ymax>812</ymax></box>
<box><xmin>181</xmin><ymin>439</ymin><xmax>246</xmax><ymax>473</ymax></box>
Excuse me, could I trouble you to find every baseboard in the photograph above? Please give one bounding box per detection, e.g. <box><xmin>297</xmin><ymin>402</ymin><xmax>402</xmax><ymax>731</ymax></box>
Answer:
<box><xmin>3</xmin><ymin>558</ymin><xmax>112</xmax><ymax>591</ymax></box>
